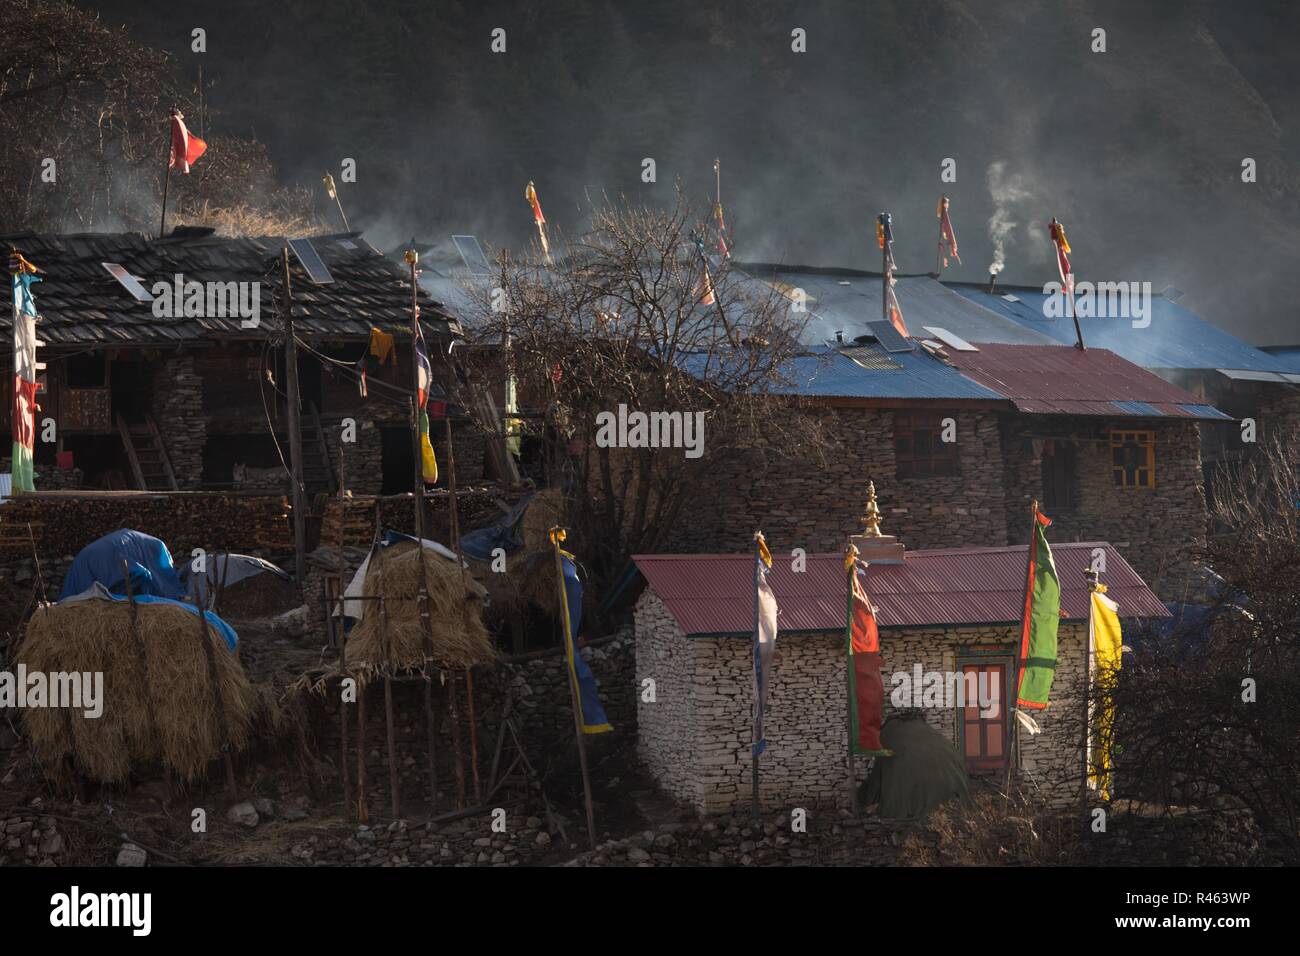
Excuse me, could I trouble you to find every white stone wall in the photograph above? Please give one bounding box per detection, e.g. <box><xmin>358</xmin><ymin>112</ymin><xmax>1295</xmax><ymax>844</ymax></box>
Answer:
<box><xmin>635</xmin><ymin>588</ymin><xmax>1089</xmax><ymax>814</ymax></box>
<box><xmin>634</xmin><ymin>592</ymin><xmax>701</xmax><ymax>808</ymax></box>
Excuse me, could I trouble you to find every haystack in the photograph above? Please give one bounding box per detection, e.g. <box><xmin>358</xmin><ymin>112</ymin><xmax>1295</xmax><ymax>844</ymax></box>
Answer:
<box><xmin>468</xmin><ymin>489</ymin><xmax>566</xmax><ymax>620</ymax></box>
<box><xmin>344</xmin><ymin>541</ymin><xmax>497</xmax><ymax>677</ymax></box>
<box><xmin>16</xmin><ymin>600</ymin><xmax>253</xmax><ymax>785</ymax></box>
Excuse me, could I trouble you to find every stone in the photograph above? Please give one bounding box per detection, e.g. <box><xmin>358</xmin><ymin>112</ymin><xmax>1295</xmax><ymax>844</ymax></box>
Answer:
<box><xmin>227</xmin><ymin>802</ymin><xmax>260</xmax><ymax>828</ymax></box>
<box><xmin>116</xmin><ymin>843</ymin><xmax>148</xmax><ymax>867</ymax></box>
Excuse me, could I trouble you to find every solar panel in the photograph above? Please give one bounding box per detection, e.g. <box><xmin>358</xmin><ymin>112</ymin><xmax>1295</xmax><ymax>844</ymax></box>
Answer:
<box><xmin>452</xmin><ymin>235</ymin><xmax>492</xmax><ymax>276</ymax></box>
<box><xmin>288</xmin><ymin>238</ymin><xmax>335</xmax><ymax>285</ymax></box>
<box><xmin>1001</xmin><ymin>293</ymin><xmax>1021</xmax><ymax>303</ymax></box>
<box><xmin>865</xmin><ymin>319</ymin><xmax>914</xmax><ymax>352</ymax></box>
<box><xmin>922</xmin><ymin>325</ymin><xmax>978</xmax><ymax>352</ymax></box>
<box><xmin>101</xmin><ymin>262</ymin><xmax>154</xmax><ymax>302</ymax></box>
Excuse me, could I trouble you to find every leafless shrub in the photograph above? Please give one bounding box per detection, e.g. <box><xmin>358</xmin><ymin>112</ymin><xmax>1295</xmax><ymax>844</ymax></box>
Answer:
<box><xmin>460</xmin><ymin>189</ymin><xmax>830</xmax><ymax>596</ymax></box>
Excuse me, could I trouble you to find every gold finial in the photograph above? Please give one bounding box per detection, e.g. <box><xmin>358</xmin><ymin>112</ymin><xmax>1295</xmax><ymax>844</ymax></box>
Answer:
<box><xmin>861</xmin><ymin>481</ymin><xmax>883</xmax><ymax>538</ymax></box>
<box><xmin>404</xmin><ymin>247</ymin><xmax>419</xmax><ymax>266</ymax></box>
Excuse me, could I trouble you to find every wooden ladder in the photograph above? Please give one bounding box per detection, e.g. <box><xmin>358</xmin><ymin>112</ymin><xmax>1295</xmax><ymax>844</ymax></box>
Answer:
<box><xmin>117</xmin><ymin>414</ymin><xmax>179</xmax><ymax>491</ymax></box>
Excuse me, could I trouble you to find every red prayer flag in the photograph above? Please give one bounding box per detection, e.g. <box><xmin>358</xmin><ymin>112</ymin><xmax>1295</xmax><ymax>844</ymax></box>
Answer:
<box><xmin>169</xmin><ymin>111</ymin><xmax>207</xmax><ymax>174</ymax></box>
<box><xmin>847</xmin><ymin>563</ymin><xmax>889</xmax><ymax>754</ymax></box>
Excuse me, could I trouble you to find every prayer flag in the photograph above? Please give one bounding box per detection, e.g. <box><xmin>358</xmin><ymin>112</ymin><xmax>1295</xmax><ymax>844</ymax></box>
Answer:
<box><xmin>556</xmin><ymin>547</ymin><xmax>612</xmax><ymax>734</ymax></box>
<box><xmin>752</xmin><ymin>533</ymin><xmax>778</xmax><ymax>756</ymax></box>
<box><xmin>168</xmin><ymin>110</ymin><xmax>207</xmax><ymax>174</ymax></box>
<box><xmin>846</xmin><ymin>556</ymin><xmax>889</xmax><ymax>755</ymax></box>
<box><xmin>1016</xmin><ymin>509</ymin><xmax>1061</xmax><ymax>709</ymax></box>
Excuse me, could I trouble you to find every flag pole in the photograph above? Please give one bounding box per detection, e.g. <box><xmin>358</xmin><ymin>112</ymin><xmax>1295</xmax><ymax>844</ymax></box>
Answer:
<box><xmin>750</xmin><ymin>530</ymin><xmax>762</xmax><ymax>823</ymax></box>
<box><xmin>159</xmin><ymin>111</ymin><xmax>174</xmax><ymax>238</ymax></box>
<box><xmin>404</xmin><ymin>248</ymin><xmax>442</xmax><ymax>815</ymax></box>
<box><xmin>880</xmin><ymin>220</ymin><xmax>889</xmax><ymax>324</ymax></box>
<box><xmin>1007</xmin><ymin>498</ymin><xmax>1038</xmax><ymax>804</ymax></box>
<box><xmin>550</xmin><ymin>526</ymin><xmax>597</xmax><ymax>848</ymax></box>
<box><xmin>844</xmin><ymin>542</ymin><xmax>860</xmax><ymax>816</ymax></box>
<box><xmin>935</xmin><ymin>197</ymin><xmax>945</xmax><ymax>277</ymax></box>
<box><xmin>1082</xmin><ymin>565</ymin><xmax>1099</xmax><ymax>804</ymax></box>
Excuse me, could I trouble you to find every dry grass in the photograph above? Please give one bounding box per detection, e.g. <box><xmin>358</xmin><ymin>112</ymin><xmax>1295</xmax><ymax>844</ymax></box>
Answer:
<box><xmin>469</xmin><ymin>489</ymin><xmax>566</xmax><ymax>620</ymax></box>
<box><xmin>900</xmin><ymin>790</ymin><xmax>1086</xmax><ymax>866</ymax></box>
<box><xmin>16</xmin><ymin>601</ymin><xmax>254</xmax><ymax>785</ymax></box>
<box><xmin>345</xmin><ymin>542</ymin><xmax>497</xmax><ymax>677</ymax></box>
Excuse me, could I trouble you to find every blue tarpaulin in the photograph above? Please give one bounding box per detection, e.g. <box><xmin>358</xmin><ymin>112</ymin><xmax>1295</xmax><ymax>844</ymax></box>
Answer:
<box><xmin>461</xmin><ymin>494</ymin><xmax>539</xmax><ymax>560</ymax></box>
<box><xmin>59</xmin><ymin>529</ymin><xmax>184</xmax><ymax>602</ymax></box>
<box><xmin>60</xmin><ymin>581</ymin><xmax>239</xmax><ymax>651</ymax></box>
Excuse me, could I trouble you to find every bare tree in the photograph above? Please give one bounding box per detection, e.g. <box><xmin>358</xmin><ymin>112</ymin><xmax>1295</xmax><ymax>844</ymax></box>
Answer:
<box><xmin>461</xmin><ymin>189</ymin><xmax>828</xmax><ymax>596</ymax></box>
<box><xmin>0</xmin><ymin>0</ymin><xmax>314</xmax><ymax>235</ymax></box>
<box><xmin>1096</xmin><ymin>428</ymin><xmax>1300</xmax><ymax>862</ymax></box>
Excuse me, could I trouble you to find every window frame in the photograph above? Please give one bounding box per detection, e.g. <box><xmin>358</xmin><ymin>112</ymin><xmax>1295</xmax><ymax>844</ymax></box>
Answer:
<box><xmin>893</xmin><ymin>410</ymin><xmax>961</xmax><ymax>479</ymax></box>
<box><xmin>1110</xmin><ymin>428</ymin><xmax>1156</xmax><ymax>489</ymax></box>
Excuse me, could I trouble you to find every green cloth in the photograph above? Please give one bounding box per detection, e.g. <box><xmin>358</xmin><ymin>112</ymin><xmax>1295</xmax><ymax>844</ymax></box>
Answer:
<box><xmin>1016</xmin><ymin>514</ymin><xmax>1061</xmax><ymax>709</ymax></box>
<box><xmin>861</xmin><ymin>715</ymin><xmax>971</xmax><ymax>820</ymax></box>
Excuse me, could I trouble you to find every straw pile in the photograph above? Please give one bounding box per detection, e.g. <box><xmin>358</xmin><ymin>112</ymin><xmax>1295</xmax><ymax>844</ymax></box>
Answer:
<box><xmin>16</xmin><ymin>600</ymin><xmax>254</xmax><ymax>785</ymax></box>
<box><xmin>469</xmin><ymin>489</ymin><xmax>566</xmax><ymax>621</ymax></box>
<box><xmin>344</xmin><ymin>541</ymin><xmax>497</xmax><ymax>677</ymax></box>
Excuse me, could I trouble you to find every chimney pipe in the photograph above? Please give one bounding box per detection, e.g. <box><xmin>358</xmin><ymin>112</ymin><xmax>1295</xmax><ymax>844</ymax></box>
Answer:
<box><xmin>987</xmin><ymin>272</ymin><xmax>998</xmax><ymax>295</ymax></box>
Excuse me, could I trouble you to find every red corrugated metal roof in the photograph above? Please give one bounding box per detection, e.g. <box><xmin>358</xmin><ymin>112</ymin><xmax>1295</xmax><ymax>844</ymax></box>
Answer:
<box><xmin>632</xmin><ymin>542</ymin><xmax>1168</xmax><ymax>637</ymax></box>
<box><xmin>946</xmin><ymin>343</ymin><xmax>1224</xmax><ymax>419</ymax></box>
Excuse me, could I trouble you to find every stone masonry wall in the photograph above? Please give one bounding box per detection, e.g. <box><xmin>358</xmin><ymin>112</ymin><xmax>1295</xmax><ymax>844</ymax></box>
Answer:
<box><xmin>666</xmin><ymin>407</ymin><xmax>1008</xmax><ymax>556</ymax></box>
<box><xmin>634</xmin><ymin>592</ymin><xmax>700</xmax><ymax>808</ymax></box>
<box><xmin>635</xmin><ymin>589</ymin><xmax>1088</xmax><ymax>814</ymax></box>
<box><xmin>153</xmin><ymin>354</ymin><xmax>206</xmax><ymax>489</ymax></box>
<box><xmin>1000</xmin><ymin>417</ymin><xmax>1206</xmax><ymax>600</ymax></box>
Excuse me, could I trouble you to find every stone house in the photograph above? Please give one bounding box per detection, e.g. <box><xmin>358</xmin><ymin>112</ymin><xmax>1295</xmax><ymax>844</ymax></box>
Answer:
<box><xmin>950</xmin><ymin>280</ymin><xmax>1300</xmax><ymax>498</ymax></box>
<box><xmin>0</xmin><ymin>228</ymin><xmax>488</xmax><ymax>497</ymax></box>
<box><xmin>630</xmin><ymin>530</ymin><xmax>1169</xmax><ymax>815</ymax></box>
<box><xmin>667</xmin><ymin>266</ymin><xmax>1231</xmax><ymax>600</ymax></box>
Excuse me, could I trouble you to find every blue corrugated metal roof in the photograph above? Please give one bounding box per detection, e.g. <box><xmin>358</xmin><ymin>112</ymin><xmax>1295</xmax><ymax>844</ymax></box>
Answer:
<box><xmin>1262</xmin><ymin>346</ymin><xmax>1300</xmax><ymax>374</ymax></box>
<box><xmin>678</xmin><ymin>344</ymin><xmax>1006</xmax><ymax>401</ymax></box>
<box><xmin>948</xmin><ymin>283</ymin><xmax>1294</xmax><ymax>374</ymax></box>
<box><xmin>1112</xmin><ymin>400</ymin><xmax>1161</xmax><ymax>416</ymax></box>
<box><xmin>735</xmin><ymin>264</ymin><xmax>1057</xmax><ymax>347</ymax></box>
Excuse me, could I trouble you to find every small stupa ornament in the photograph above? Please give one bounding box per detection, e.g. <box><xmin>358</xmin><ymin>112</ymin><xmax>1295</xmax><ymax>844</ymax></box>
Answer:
<box><xmin>861</xmin><ymin>481</ymin><xmax>884</xmax><ymax>538</ymax></box>
<box><xmin>850</xmin><ymin>480</ymin><xmax>906</xmax><ymax>564</ymax></box>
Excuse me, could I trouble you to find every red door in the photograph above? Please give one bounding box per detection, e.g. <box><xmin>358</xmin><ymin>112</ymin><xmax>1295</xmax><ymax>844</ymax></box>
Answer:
<box><xmin>961</xmin><ymin>661</ymin><xmax>1008</xmax><ymax>772</ymax></box>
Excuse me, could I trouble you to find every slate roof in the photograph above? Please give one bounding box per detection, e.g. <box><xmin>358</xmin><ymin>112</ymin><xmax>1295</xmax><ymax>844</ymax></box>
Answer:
<box><xmin>1</xmin><ymin>228</ymin><xmax>460</xmax><ymax>347</ymax></box>
<box><xmin>632</xmin><ymin>543</ymin><xmax>1168</xmax><ymax>636</ymax></box>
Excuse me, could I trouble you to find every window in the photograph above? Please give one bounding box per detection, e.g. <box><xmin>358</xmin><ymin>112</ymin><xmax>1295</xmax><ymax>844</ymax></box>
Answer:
<box><xmin>894</xmin><ymin>412</ymin><xmax>960</xmax><ymax>479</ymax></box>
<box><xmin>1111</xmin><ymin>429</ymin><xmax>1155</xmax><ymax>488</ymax></box>
<box><xmin>958</xmin><ymin>660</ymin><xmax>1010</xmax><ymax>772</ymax></box>
<box><xmin>1041</xmin><ymin>439</ymin><xmax>1078</xmax><ymax>511</ymax></box>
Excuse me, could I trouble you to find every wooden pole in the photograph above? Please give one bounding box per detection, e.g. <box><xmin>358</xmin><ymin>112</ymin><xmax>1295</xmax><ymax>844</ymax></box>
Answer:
<box><xmin>404</xmin><ymin>249</ymin><xmax>441</xmax><ymax>814</ymax></box>
<box><xmin>192</xmin><ymin>586</ymin><xmax>238</xmax><ymax>797</ymax></box>
<box><xmin>336</xmin><ymin>442</ymin><xmax>351</xmax><ymax>820</ymax></box>
<box><xmin>444</xmin><ymin>413</ymin><xmax>483</xmax><ymax>802</ymax></box>
<box><xmin>935</xmin><ymin>197</ymin><xmax>945</xmax><ymax>277</ymax></box>
<box><xmin>550</xmin><ymin>527</ymin><xmax>597</xmax><ymax>847</ymax></box>
<box><xmin>159</xmin><ymin>116</ymin><xmax>172</xmax><ymax>239</ymax></box>
<box><xmin>881</xmin><ymin>219</ymin><xmax>890</xmax><ymax>323</ymax></box>
<box><xmin>1007</xmin><ymin>499</ymin><xmax>1039</xmax><ymax>804</ymax></box>
<box><xmin>281</xmin><ymin>247</ymin><xmax>308</xmax><ymax>598</ymax></box>
<box><xmin>446</xmin><ymin>671</ymin><xmax>467</xmax><ymax>809</ymax></box>
<box><xmin>749</xmin><ymin>531</ymin><xmax>762</xmax><ymax>823</ymax></box>
<box><xmin>356</xmin><ymin>678</ymin><xmax>369</xmax><ymax>823</ymax></box>
<box><xmin>844</xmin><ymin>543</ymin><xmax>859</xmax><ymax>815</ymax></box>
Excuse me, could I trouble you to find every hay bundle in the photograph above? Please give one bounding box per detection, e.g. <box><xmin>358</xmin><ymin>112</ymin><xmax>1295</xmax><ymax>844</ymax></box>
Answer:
<box><xmin>345</xmin><ymin>542</ymin><xmax>497</xmax><ymax>676</ymax></box>
<box><xmin>16</xmin><ymin>600</ymin><xmax>253</xmax><ymax>785</ymax></box>
<box><xmin>469</xmin><ymin>489</ymin><xmax>567</xmax><ymax>621</ymax></box>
